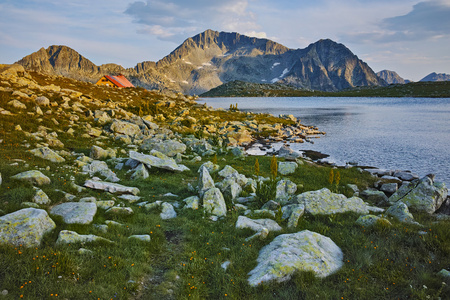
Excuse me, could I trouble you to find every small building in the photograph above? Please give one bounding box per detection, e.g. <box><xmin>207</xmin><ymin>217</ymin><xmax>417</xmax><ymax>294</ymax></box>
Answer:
<box><xmin>95</xmin><ymin>74</ymin><xmax>134</xmax><ymax>88</ymax></box>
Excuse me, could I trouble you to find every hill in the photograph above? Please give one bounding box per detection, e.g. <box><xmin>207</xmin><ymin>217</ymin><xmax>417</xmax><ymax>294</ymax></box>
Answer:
<box><xmin>201</xmin><ymin>79</ymin><xmax>450</xmax><ymax>98</ymax></box>
<box><xmin>377</xmin><ymin>70</ymin><xmax>410</xmax><ymax>84</ymax></box>
<box><xmin>17</xmin><ymin>30</ymin><xmax>386</xmax><ymax>95</ymax></box>
<box><xmin>420</xmin><ymin>72</ymin><xmax>450</xmax><ymax>82</ymax></box>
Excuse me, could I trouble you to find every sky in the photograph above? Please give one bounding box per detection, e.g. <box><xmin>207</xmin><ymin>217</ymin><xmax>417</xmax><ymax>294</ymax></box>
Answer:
<box><xmin>1</xmin><ymin>0</ymin><xmax>449</xmax><ymax>81</ymax></box>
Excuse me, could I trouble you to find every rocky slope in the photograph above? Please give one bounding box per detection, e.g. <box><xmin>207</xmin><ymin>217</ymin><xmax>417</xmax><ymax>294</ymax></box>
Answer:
<box><xmin>377</xmin><ymin>70</ymin><xmax>409</xmax><ymax>84</ymax></box>
<box><xmin>17</xmin><ymin>30</ymin><xmax>386</xmax><ymax>94</ymax></box>
<box><xmin>420</xmin><ymin>72</ymin><xmax>450</xmax><ymax>82</ymax></box>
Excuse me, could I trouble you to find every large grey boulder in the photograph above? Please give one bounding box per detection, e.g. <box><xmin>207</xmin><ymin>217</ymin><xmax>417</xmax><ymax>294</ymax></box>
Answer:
<box><xmin>389</xmin><ymin>175</ymin><xmax>448</xmax><ymax>214</ymax></box>
<box><xmin>281</xmin><ymin>204</ymin><xmax>305</xmax><ymax>229</ymax></box>
<box><xmin>82</xmin><ymin>160</ymin><xmax>120</xmax><ymax>182</ymax></box>
<box><xmin>0</xmin><ymin>208</ymin><xmax>56</xmax><ymax>247</ymax></box>
<box><xmin>50</xmin><ymin>202</ymin><xmax>97</xmax><ymax>224</ymax></box>
<box><xmin>140</xmin><ymin>139</ymin><xmax>186</xmax><ymax>157</ymax></box>
<box><xmin>295</xmin><ymin>188</ymin><xmax>383</xmax><ymax>215</ymax></box>
<box><xmin>278</xmin><ymin>162</ymin><xmax>298</xmax><ymax>175</ymax></box>
<box><xmin>56</xmin><ymin>230</ymin><xmax>113</xmax><ymax>245</ymax></box>
<box><xmin>32</xmin><ymin>188</ymin><xmax>51</xmax><ymax>205</ymax></box>
<box><xmin>11</xmin><ymin>170</ymin><xmax>51</xmax><ymax>186</ymax></box>
<box><xmin>90</xmin><ymin>145</ymin><xmax>116</xmax><ymax>160</ymax></box>
<box><xmin>276</xmin><ymin>180</ymin><xmax>297</xmax><ymax>203</ymax></box>
<box><xmin>84</xmin><ymin>179</ymin><xmax>140</xmax><ymax>195</ymax></box>
<box><xmin>129</xmin><ymin>150</ymin><xmax>189</xmax><ymax>172</ymax></box>
<box><xmin>202</xmin><ymin>188</ymin><xmax>227</xmax><ymax>217</ymax></box>
<box><xmin>29</xmin><ymin>147</ymin><xmax>65</xmax><ymax>163</ymax></box>
<box><xmin>278</xmin><ymin>144</ymin><xmax>301</xmax><ymax>160</ymax></box>
<box><xmin>247</xmin><ymin>230</ymin><xmax>343</xmax><ymax>286</ymax></box>
<box><xmin>130</xmin><ymin>163</ymin><xmax>149</xmax><ymax>180</ymax></box>
<box><xmin>235</xmin><ymin>216</ymin><xmax>282</xmax><ymax>232</ymax></box>
<box><xmin>393</xmin><ymin>171</ymin><xmax>419</xmax><ymax>181</ymax></box>
<box><xmin>110</xmin><ymin>119</ymin><xmax>141</xmax><ymax>136</ymax></box>
<box><xmin>360</xmin><ymin>189</ymin><xmax>389</xmax><ymax>205</ymax></box>
<box><xmin>198</xmin><ymin>166</ymin><xmax>215</xmax><ymax>196</ymax></box>
<box><xmin>218</xmin><ymin>165</ymin><xmax>238</xmax><ymax>178</ymax></box>
<box><xmin>386</xmin><ymin>201</ymin><xmax>420</xmax><ymax>225</ymax></box>
<box><xmin>183</xmin><ymin>196</ymin><xmax>200</xmax><ymax>210</ymax></box>
<box><xmin>160</xmin><ymin>202</ymin><xmax>177</xmax><ymax>219</ymax></box>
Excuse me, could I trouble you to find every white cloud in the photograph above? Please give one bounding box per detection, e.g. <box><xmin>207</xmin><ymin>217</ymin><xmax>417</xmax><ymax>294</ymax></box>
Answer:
<box><xmin>125</xmin><ymin>0</ymin><xmax>261</xmax><ymax>42</ymax></box>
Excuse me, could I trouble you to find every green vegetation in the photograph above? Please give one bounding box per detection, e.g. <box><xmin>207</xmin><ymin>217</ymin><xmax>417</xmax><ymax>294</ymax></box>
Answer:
<box><xmin>0</xmin><ymin>70</ymin><xmax>449</xmax><ymax>299</ymax></box>
<box><xmin>201</xmin><ymin>80</ymin><xmax>450</xmax><ymax>98</ymax></box>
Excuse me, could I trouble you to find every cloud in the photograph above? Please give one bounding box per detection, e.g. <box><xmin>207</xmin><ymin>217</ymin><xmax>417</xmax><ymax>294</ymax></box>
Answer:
<box><xmin>344</xmin><ymin>0</ymin><xmax>450</xmax><ymax>44</ymax></box>
<box><xmin>124</xmin><ymin>0</ymin><xmax>265</xmax><ymax>42</ymax></box>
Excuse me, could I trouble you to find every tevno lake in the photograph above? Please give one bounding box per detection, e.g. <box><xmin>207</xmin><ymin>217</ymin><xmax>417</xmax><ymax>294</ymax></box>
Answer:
<box><xmin>197</xmin><ymin>97</ymin><xmax>450</xmax><ymax>186</ymax></box>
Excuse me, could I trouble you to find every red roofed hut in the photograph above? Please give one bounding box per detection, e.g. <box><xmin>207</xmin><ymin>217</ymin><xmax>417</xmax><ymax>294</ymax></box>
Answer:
<box><xmin>96</xmin><ymin>74</ymin><xmax>134</xmax><ymax>88</ymax></box>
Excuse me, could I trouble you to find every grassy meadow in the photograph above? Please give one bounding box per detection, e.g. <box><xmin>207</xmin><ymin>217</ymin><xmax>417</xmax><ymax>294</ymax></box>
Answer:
<box><xmin>0</xmin><ymin>70</ymin><xmax>449</xmax><ymax>299</ymax></box>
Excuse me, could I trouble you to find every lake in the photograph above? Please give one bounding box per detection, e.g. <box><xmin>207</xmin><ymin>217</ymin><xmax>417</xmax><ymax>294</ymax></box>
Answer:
<box><xmin>197</xmin><ymin>97</ymin><xmax>450</xmax><ymax>186</ymax></box>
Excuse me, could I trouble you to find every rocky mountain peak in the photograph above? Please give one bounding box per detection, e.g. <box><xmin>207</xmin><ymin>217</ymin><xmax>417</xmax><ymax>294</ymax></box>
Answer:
<box><xmin>377</xmin><ymin>70</ymin><xmax>408</xmax><ymax>84</ymax></box>
<box><xmin>17</xmin><ymin>30</ymin><xmax>388</xmax><ymax>94</ymax></box>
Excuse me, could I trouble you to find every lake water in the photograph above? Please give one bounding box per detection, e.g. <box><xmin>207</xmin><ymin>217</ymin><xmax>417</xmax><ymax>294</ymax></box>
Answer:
<box><xmin>197</xmin><ymin>97</ymin><xmax>450</xmax><ymax>185</ymax></box>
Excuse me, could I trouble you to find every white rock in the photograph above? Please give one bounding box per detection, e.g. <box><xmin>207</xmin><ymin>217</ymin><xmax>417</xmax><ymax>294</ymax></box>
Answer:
<box><xmin>247</xmin><ymin>230</ymin><xmax>343</xmax><ymax>286</ymax></box>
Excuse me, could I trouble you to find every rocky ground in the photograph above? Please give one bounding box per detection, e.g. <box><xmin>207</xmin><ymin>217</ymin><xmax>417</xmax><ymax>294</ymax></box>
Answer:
<box><xmin>0</xmin><ymin>64</ymin><xmax>449</xmax><ymax>299</ymax></box>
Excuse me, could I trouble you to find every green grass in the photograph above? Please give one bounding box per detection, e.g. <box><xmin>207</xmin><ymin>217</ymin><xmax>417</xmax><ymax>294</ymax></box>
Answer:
<box><xmin>0</xmin><ymin>71</ymin><xmax>449</xmax><ymax>299</ymax></box>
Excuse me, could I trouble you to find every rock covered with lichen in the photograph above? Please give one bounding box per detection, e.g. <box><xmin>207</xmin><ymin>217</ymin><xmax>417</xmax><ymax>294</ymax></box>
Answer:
<box><xmin>0</xmin><ymin>208</ymin><xmax>56</xmax><ymax>247</ymax></box>
<box><xmin>247</xmin><ymin>230</ymin><xmax>343</xmax><ymax>286</ymax></box>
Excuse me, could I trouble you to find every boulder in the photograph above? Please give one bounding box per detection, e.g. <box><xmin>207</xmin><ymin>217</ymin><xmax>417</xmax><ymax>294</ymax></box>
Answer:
<box><xmin>380</xmin><ymin>183</ymin><xmax>398</xmax><ymax>194</ymax></box>
<box><xmin>128</xmin><ymin>235</ymin><xmax>151</xmax><ymax>243</ymax></box>
<box><xmin>35</xmin><ymin>96</ymin><xmax>50</xmax><ymax>107</ymax></box>
<box><xmin>84</xmin><ymin>179</ymin><xmax>140</xmax><ymax>195</ymax></box>
<box><xmin>355</xmin><ymin>215</ymin><xmax>392</xmax><ymax>227</ymax></box>
<box><xmin>140</xmin><ymin>139</ymin><xmax>186</xmax><ymax>157</ymax></box>
<box><xmin>160</xmin><ymin>202</ymin><xmax>177</xmax><ymax>219</ymax></box>
<box><xmin>247</xmin><ymin>230</ymin><xmax>343</xmax><ymax>286</ymax></box>
<box><xmin>278</xmin><ymin>162</ymin><xmax>298</xmax><ymax>175</ymax></box>
<box><xmin>50</xmin><ymin>202</ymin><xmax>97</xmax><ymax>224</ymax></box>
<box><xmin>386</xmin><ymin>201</ymin><xmax>420</xmax><ymax>225</ymax></box>
<box><xmin>96</xmin><ymin>200</ymin><xmax>115</xmax><ymax>210</ymax></box>
<box><xmin>29</xmin><ymin>147</ymin><xmax>65</xmax><ymax>163</ymax></box>
<box><xmin>223</xmin><ymin>181</ymin><xmax>242</xmax><ymax>200</ymax></box>
<box><xmin>11</xmin><ymin>170</ymin><xmax>51</xmax><ymax>186</ymax></box>
<box><xmin>278</xmin><ymin>145</ymin><xmax>301</xmax><ymax>160</ymax></box>
<box><xmin>105</xmin><ymin>206</ymin><xmax>134</xmax><ymax>216</ymax></box>
<box><xmin>90</xmin><ymin>145</ymin><xmax>112</xmax><ymax>160</ymax></box>
<box><xmin>393</xmin><ymin>171</ymin><xmax>419</xmax><ymax>181</ymax></box>
<box><xmin>56</xmin><ymin>230</ymin><xmax>113</xmax><ymax>245</ymax></box>
<box><xmin>32</xmin><ymin>188</ymin><xmax>51</xmax><ymax>205</ymax></box>
<box><xmin>183</xmin><ymin>196</ymin><xmax>200</xmax><ymax>210</ymax></box>
<box><xmin>295</xmin><ymin>188</ymin><xmax>383</xmax><ymax>215</ymax></box>
<box><xmin>82</xmin><ymin>160</ymin><xmax>120</xmax><ymax>182</ymax></box>
<box><xmin>198</xmin><ymin>166</ymin><xmax>215</xmax><ymax>196</ymax></box>
<box><xmin>283</xmin><ymin>204</ymin><xmax>305</xmax><ymax>229</ymax></box>
<box><xmin>118</xmin><ymin>195</ymin><xmax>141</xmax><ymax>203</ymax></box>
<box><xmin>218</xmin><ymin>165</ymin><xmax>238</xmax><ymax>178</ymax></box>
<box><xmin>360</xmin><ymin>189</ymin><xmax>389</xmax><ymax>205</ymax></box>
<box><xmin>0</xmin><ymin>208</ymin><xmax>56</xmax><ymax>247</ymax></box>
<box><xmin>130</xmin><ymin>163</ymin><xmax>149</xmax><ymax>180</ymax></box>
<box><xmin>276</xmin><ymin>180</ymin><xmax>297</xmax><ymax>203</ymax></box>
<box><xmin>199</xmin><ymin>161</ymin><xmax>219</xmax><ymax>174</ymax></box>
<box><xmin>129</xmin><ymin>150</ymin><xmax>189</xmax><ymax>172</ymax></box>
<box><xmin>389</xmin><ymin>175</ymin><xmax>448</xmax><ymax>214</ymax></box>
<box><xmin>110</xmin><ymin>119</ymin><xmax>141</xmax><ymax>136</ymax></box>
<box><xmin>202</xmin><ymin>188</ymin><xmax>227</xmax><ymax>217</ymax></box>
<box><xmin>236</xmin><ymin>216</ymin><xmax>282</xmax><ymax>233</ymax></box>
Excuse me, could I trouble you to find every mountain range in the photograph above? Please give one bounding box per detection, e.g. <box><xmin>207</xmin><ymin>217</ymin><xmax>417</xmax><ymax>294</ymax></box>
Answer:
<box><xmin>16</xmin><ymin>30</ymin><xmax>390</xmax><ymax>94</ymax></box>
<box><xmin>420</xmin><ymin>72</ymin><xmax>450</xmax><ymax>82</ymax></box>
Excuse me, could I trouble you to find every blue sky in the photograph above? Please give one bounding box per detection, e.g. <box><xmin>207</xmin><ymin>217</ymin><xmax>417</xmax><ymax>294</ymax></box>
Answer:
<box><xmin>1</xmin><ymin>0</ymin><xmax>449</xmax><ymax>81</ymax></box>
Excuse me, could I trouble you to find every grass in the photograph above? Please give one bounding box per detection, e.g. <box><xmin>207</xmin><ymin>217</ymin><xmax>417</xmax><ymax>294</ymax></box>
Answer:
<box><xmin>0</xmin><ymin>71</ymin><xmax>449</xmax><ymax>299</ymax></box>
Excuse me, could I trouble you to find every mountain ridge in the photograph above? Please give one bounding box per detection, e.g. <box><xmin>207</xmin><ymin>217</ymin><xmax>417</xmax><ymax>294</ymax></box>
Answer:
<box><xmin>420</xmin><ymin>72</ymin><xmax>450</xmax><ymax>82</ymax></box>
<box><xmin>17</xmin><ymin>30</ymin><xmax>387</xmax><ymax>94</ymax></box>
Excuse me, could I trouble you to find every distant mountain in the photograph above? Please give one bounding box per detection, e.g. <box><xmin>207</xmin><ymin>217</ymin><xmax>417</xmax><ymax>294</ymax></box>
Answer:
<box><xmin>17</xmin><ymin>29</ymin><xmax>387</xmax><ymax>95</ymax></box>
<box><xmin>377</xmin><ymin>70</ymin><xmax>410</xmax><ymax>84</ymax></box>
<box><xmin>420</xmin><ymin>72</ymin><xmax>450</xmax><ymax>82</ymax></box>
